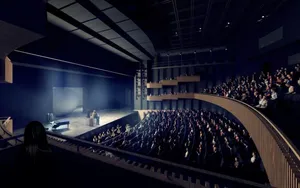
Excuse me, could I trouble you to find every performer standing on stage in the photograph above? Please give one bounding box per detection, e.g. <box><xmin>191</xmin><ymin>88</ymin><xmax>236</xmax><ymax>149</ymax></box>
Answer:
<box><xmin>91</xmin><ymin>110</ymin><xmax>100</xmax><ymax>125</ymax></box>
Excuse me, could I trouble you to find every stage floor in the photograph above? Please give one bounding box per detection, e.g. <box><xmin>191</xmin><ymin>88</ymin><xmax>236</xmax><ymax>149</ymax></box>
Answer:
<box><xmin>45</xmin><ymin>109</ymin><xmax>133</xmax><ymax>137</ymax></box>
<box><xmin>14</xmin><ymin>109</ymin><xmax>133</xmax><ymax>137</ymax></box>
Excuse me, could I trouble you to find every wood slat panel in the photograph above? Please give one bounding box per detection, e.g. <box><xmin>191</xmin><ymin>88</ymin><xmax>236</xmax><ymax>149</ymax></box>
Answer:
<box><xmin>177</xmin><ymin>76</ymin><xmax>200</xmax><ymax>82</ymax></box>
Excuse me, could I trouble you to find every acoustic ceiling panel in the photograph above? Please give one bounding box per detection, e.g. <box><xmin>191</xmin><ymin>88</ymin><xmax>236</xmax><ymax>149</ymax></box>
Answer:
<box><xmin>117</xmin><ymin>20</ymin><xmax>139</xmax><ymax>32</ymax></box>
<box><xmin>127</xmin><ymin>29</ymin><xmax>151</xmax><ymax>44</ymax></box>
<box><xmin>90</xmin><ymin>0</ymin><xmax>112</xmax><ymax>10</ymax></box>
<box><xmin>48</xmin><ymin>0</ymin><xmax>75</xmax><ymax>9</ymax></box>
<box><xmin>88</xmin><ymin>38</ymin><xmax>106</xmax><ymax>46</ymax></box>
<box><xmin>71</xmin><ymin>29</ymin><xmax>93</xmax><ymax>39</ymax></box>
<box><xmin>103</xmin><ymin>8</ymin><xmax>128</xmax><ymax>23</ymax></box>
<box><xmin>141</xmin><ymin>42</ymin><xmax>155</xmax><ymax>54</ymax></box>
<box><xmin>111</xmin><ymin>37</ymin><xmax>135</xmax><ymax>50</ymax></box>
<box><xmin>47</xmin><ymin>12</ymin><xmax>77</xmax><ymax>31</ymax></box>
<box><xmin>61</xmin><ymin>3</ymin><xmax>96</xmax><ymax>22</ymax></box>
<box><xmin>98</xmin><ymin>29</ymin><xmax>120</xmax><ymax>39</ymax></box>
<box><xmin>132</xmin><ymin>51</ymin><xmax>149</xmax><ymax>60</ymax></box>
<box><xmin>101</xmin><ymin>45</ymin><xmax>138</xmax><ymax>62</ymax></box>
<box><xmin>127</xmin><ymin>47</ymin><xmax>141</xmax><ymax>54</ymax></box>
<box><xmin>83</xmin><ymin>19</ymin><xmax>110</xmax><ymax>32</ymax></box>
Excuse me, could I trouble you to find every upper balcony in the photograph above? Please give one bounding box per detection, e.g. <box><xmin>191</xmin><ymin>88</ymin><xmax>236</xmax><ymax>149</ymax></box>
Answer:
<box><xmin>147</xmin><ymin>75</ymin><xmax>200</xmax><ymax>88</ymax></box>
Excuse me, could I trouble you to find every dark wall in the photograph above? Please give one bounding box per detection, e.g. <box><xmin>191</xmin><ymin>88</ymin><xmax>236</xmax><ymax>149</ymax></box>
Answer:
<box><xmin>234</xmin><ymin>0</ymin><xmax>300</xmax><ymax>75</ymax></box>
<box><xmin>15</xmin><ymin>23</ymin><xmax>138</xmax><ymax>76</ymax></box>
<box><xmin>0</xmin><ymin>63</ymin><xmax>133</xmax><ymax>130</ymax></box>
<box><xmin>0</xmin><ymin>0</ymin><xmax>46</xmax><ymax>35</ymax></box>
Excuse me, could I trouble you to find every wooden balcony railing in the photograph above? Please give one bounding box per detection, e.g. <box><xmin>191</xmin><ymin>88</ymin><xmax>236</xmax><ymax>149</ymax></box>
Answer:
<box><xmin>146</xmin><ymin>93</ymin><xmax>300</xmax><ymax>188</ymax></box>
<box><xmin>159</xmin><ymin>80</ymin><xmax>178</xmax><ymax>86</ymax></box>
<box><xmin>146</xmin><ymin>83</ymin><xmax>162</xmax><ymax>88</ymax></box>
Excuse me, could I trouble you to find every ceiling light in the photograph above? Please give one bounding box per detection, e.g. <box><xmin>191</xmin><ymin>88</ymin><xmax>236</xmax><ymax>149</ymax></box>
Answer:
<box><xmin>175</xmin><ymin>32</ymin><xmax>178</xmax><ymax>36</ymax></box>
<box><xmin>209</xmin><ymin>49</ymin><xmax>212</xmax><ymax>53</ymax></box>
<box><xmin>227</xmin><ymin>22</ymin><xmax>230</xmax><ymax>25</ymax></box>
<box><xmin>225</xmin><ymin>48</ymin><xmax>228</xmax><ymax>51</ymax></box>
<box><xmin>194</xmin><ymin>51</ymin><xmax>197</xmax><ymax>54</ymax></box>
<box><xmin>262</xmin><ymin>15</ymin><xmax>265</xmax><ymax>18</ymax></box>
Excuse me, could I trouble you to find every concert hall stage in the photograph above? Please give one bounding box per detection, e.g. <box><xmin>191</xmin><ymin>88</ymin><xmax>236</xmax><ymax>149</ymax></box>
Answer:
<box><xmin>44</xmin><ymin>109</ymin><xmax>133</xmax><ymax>137</ymax></box>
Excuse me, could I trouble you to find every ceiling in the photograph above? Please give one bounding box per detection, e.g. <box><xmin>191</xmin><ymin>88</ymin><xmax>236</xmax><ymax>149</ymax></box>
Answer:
<box><xmin>47</xmin><ymin>0</ymin><xmax>156</xmax><ymax>62</ymax></box>
<box><xmin>46</xmin><ymin>0</ymin><xmax>290</xmax><ymax>61</ymax></box>
<box><xmin>105</xmin><ymin>0</ymin><xmax>290</xmax><ymax>53</ymax></box>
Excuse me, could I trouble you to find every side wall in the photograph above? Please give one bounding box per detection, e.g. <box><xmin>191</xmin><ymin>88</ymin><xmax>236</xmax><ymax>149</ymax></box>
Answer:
<box><xmin>234</xmin><ymin>0</ymin><xmax>300</xmax><ymax>75</ymax></box>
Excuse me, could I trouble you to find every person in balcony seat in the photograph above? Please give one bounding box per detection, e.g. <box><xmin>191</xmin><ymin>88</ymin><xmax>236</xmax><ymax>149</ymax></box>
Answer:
<box><xmin>256</xmin><ymin>95</ymin><xmax>268</xmax><ymax>109</ymax></box>
<box><xmin>286</xmin><ymin>83</ymin><xmax>295</xmax><ymax>94</ymax></box>
<box><xmin>13</xmin><ymin>121</ymin><xmax>54</xmax><ymax>188</ymax></box>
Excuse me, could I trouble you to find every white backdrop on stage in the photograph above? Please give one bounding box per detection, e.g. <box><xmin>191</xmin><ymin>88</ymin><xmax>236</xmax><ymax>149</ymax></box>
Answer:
<box><xmin>53</xmin><ymin>87</ymin><xmax>83</xmax><ymax>116</ymax></box>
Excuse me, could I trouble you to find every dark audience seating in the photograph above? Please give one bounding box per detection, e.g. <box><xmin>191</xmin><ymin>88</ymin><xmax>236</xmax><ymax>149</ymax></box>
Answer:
<box><xmin>202</xmin><ymin>64</ymin><xmax>300</xmax><ymax>149</ymax></box>
<box><xmin>90</xmin><ymin>110</ymin><xmax>268</xmax><ymax>184</ymax></box>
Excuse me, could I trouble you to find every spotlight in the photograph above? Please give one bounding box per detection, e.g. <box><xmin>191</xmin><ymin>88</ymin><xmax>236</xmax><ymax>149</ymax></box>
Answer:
<box><xmin>227</xmin><ymin>22</ymin><xmax>230</xmax><ymax>25</ymax></box>
<box><xmin>225</xmin><ymin>48</ymin><xmax>228</xmax><ymax>51</ymax></box>
<box><xmin>262</xmin><ymin>15</ymin><xmax>265</xmax><ymax>19</ymax></box>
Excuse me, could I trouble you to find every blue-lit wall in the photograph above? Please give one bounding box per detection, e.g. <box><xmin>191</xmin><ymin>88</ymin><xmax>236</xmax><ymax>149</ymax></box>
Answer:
<box><xmin>0</xmin><ymin>64</ymin><xmax>133</xmax><ymax>130</ymax></box>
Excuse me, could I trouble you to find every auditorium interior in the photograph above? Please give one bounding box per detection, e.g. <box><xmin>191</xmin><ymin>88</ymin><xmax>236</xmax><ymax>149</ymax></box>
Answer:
<box><xmin>1</xmin><ymin>0</ymin><xmax>300</xmax><ymax>187</ymax></box>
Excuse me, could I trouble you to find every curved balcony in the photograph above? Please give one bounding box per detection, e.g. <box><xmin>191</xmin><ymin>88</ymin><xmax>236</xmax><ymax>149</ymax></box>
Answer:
<box><xmin>147</xmin><ymin>93</ymin><xmax>300</xmax><ymax>188</ymax></box>
<box><xmin>147</xmin><ymin>75</ymin><xmax>200</xmax><ymax>88</ymax></box>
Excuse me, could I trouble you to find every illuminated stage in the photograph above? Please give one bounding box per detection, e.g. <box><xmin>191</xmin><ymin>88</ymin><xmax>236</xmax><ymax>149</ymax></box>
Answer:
<box><xmin>44</xmin><ymin>109</ymin><xmax>133</xmax><ymax>137</ymax></box>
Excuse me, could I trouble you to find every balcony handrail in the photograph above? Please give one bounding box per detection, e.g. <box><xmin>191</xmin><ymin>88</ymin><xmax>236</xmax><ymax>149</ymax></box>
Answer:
<box><xmin>46</xmin><ymin>131</ymin><xmax>269</xmax><ymax>187</ymax></box>
<box><xmin>147</xmin><ymin>93</ymin><xmax>300</xmax><ymax>161</ymax></box>
<box><xmin>230</xmin><ymin>96</ymin><xmax>300</xmax><ymax>161</ymax></box>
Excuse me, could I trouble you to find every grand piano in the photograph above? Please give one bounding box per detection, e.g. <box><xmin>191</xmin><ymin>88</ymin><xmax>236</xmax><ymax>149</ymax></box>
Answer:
<box><xmin>52</xmin><ymin>121</ymin><xmax>70</xmax><ymax>130</ymax></box>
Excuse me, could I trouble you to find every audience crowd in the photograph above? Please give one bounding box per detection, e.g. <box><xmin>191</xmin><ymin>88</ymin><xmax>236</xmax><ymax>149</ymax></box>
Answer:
<box><xmin>92</xmin><ymin>110</ymin><xmax>267</xmax><ymax>183</ymax></box>
<box><xmin>203</xmin><ymin>64</ymin><xmax>300</xmax><ymax>109</ymax></box>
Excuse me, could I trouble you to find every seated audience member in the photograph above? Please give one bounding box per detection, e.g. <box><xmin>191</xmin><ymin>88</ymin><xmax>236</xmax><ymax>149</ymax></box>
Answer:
<box><xmin>93</xmin><ymin>135</ymin><xmax>98</xmax><ymax>143</ymax></box>
<box><xmin>250</xmin><ymin>152</ymin><xmax>257</xmax><ymax>164</ymax></box>
<box><xmin>256</xmin><ymin>95</ymin><xmax>268</xmax><ymax>109</ymax></box>
<box><xmin>286</xmin><ymin>83</ymin><xmax>295</xmax><ymax>94</ymax></box>
<box><xmin>234</xmin><ymin>157</ymin><xmax>240</xmax><ymax>169</ymax></box>
<box><xmin>270</xmin><ymin>88</ymin><xmax>277</xmax><ymax>100</ymax></box>
<box><xmin>184</xmin><ymin>147</ymin><xmax>189</xmax><ymax>159</ymax></box>
<box><xmin>117</xmin><ymin>125</ymin><xmax>121</xmax><ymax>134</ymax></box>
<box><xmin>14</xmin><ymin>121</ymin><xmax>54</xmax><ymax>188</ymax></box>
